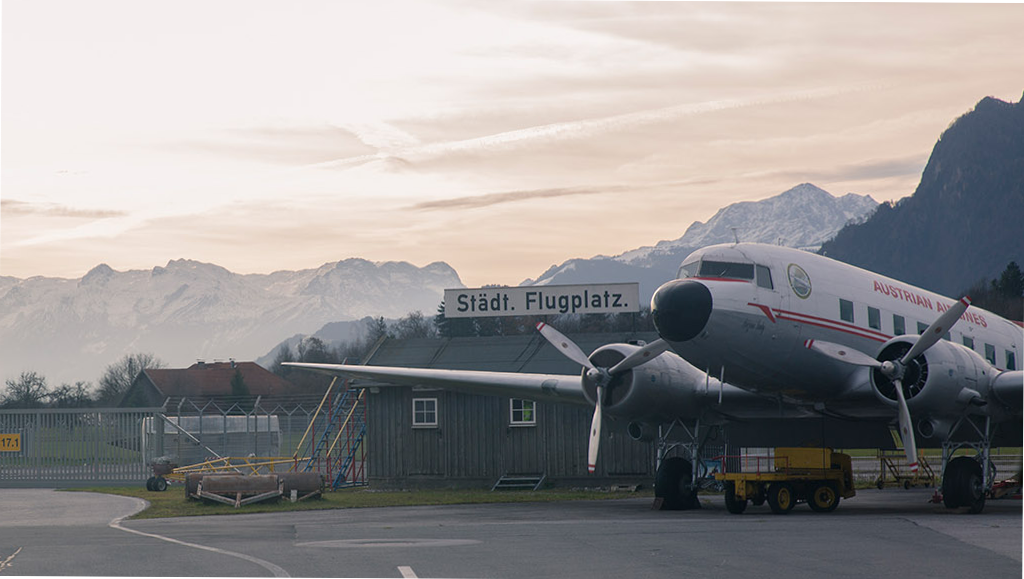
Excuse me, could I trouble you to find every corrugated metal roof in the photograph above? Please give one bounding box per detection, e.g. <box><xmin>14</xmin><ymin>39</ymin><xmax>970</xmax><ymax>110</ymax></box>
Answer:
<box><xmin>368</xmin><ymin>332</ymin><xmax>662</xmax><ymax>374</ymax></box>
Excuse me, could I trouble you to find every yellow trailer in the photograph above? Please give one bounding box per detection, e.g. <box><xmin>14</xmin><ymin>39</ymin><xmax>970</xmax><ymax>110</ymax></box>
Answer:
<box><xmin>713</xmin><ymin>448</ymin><xmax>856</xmax><ymax>514</ymax></box>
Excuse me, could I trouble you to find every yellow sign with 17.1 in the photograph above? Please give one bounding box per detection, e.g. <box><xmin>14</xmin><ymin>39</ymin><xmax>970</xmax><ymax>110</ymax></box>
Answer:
<box><xmin>0</xmin><ymin>434</ymin><xmax>21</xmax><ymax>452</ymax></box>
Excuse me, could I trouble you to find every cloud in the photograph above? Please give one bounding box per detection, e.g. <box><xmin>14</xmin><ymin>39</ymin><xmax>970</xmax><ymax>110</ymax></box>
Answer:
<box><xmin>766</xmin><ymin>155</ymin><xmax>928</xmax><ymax>185</ymax></box>
<box><xmin>409</xmin><ymin>185</ymin><xmax>627</xmax><ymax>211</ymax></box>
<box><xmin>312</xmin><ymin>81</ymin><xmax>893</xmax><ymax>174</ymax></box>
<box><xmin>1</xmin><ymin>199</ymin><xmax>126</xmax><ymax>219</ymax></box>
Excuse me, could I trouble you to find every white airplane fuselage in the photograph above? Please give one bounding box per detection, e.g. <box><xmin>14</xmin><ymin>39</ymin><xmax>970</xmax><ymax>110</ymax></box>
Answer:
<box><xmin>651</xmin><ymin>243</ymin><xmax>1022</xmax><ymax>420</ymax></box>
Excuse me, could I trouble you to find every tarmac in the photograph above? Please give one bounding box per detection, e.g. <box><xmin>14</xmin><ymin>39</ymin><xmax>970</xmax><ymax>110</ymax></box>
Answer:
<box><xmin>0</xmin><ymin>488</ymin><xmax>1020</xmax><ymax>578</ymax></box>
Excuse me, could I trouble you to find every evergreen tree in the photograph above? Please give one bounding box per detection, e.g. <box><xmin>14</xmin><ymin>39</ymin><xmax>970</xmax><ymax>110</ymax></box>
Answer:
<box><xmin>271</xmin><ymin>344</ymin><xmax>296</xmax><ymax>377</ymax></box>
<box><xmin>230</xmin><ymin>369</ymin><xmax>250</xmax><ymax>398</ymax></box>
<box><xmin>993</xmin><ymin>261</ymin><xmax>1024</xmax><ymax>298</ymax></box>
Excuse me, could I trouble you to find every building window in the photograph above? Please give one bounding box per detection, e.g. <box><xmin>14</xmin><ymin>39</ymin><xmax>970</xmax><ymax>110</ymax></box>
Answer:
<box><xmin>917</xmin><ymin>322</ymin><xmax>929</xmax><ymax>335</ymax></box>
<box><xmin>984</xmin><ymin>344</ymin><xmax>996</xmax><ymax>365</ymax></box>
<box><xmin>868</xmin><ymin>307</ymin><xmax>881</xmax><ymax>330</ymax></box>
<box><xmin>893</xmin><ymin>315</ymin><xmax>906</xmax><ymax>336</ymax></box>
<box><xmin>412</xmin><ymin>398</ymin><xmax>438</xmax><ymax>427</ymax></box>
<box><xmin>1006</xmin><ymin>351</ymin><xmax>1017</xmax><ymax>371</ymax></box>
<box><xmin>756</xmin><ymin>265</ymin><xmax>774</xmax><ymax>290</ymax></box>
<box><xmin>963</xmin><ymin>336</ymin><xmax>975</xmax><ymax>350</ymax></box>
<box><xmin>510</xmin><ymin>399</ymin><xmax>536</xmax><ymax>426</ymax></box>
<box><xmin>840</xmin><ymin>299</ymin><xmax>854</xmax><ymax>323</ymax></box>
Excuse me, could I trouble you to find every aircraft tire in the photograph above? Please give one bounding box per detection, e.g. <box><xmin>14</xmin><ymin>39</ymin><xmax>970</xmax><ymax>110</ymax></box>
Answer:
<box><xmin>942</xmin><ymin>456</ymin><xmax>984</xmax><ymax>512</ymax></box>
<box><xmin>655</xmin><ymin>457</ymin><xmax>699</xmax><ymax>510</ymax></box>
<box><xmin>767</xmin><ymin>482</ymin><xmax>795</xmax><ymax>514</ymax></box>
<box><xmin>724</xmin><ymin>482</ymin><xmax>747</xmax><ymax>514</ymax></box>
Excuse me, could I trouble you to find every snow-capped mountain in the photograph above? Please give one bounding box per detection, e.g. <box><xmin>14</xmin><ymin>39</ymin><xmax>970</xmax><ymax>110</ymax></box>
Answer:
<box><xmin>0</xmin><ymin>259</ymin><xmax>462</xmax><ymax>386</ymax></box>
<box><xmin>525</xmin><ymin>184</ymin><xmax>877</xmax><ymax>301</ymax></box>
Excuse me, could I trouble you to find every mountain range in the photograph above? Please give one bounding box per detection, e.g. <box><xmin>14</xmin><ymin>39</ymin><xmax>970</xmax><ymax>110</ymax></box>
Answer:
<box><xmin>0</xmin><ymin>259</ymin><xmax>461</xmax><ymax>386</ymax></box>
<box><xmin>524</xmin><ymin>183</ymin><xmax>878</xmax><ymax>303</ymax></box>
<box><xmin>4</xmin><ymin>94</ymin><xmax>1019</xmax><ymax>390</ymax></box>
<box><xmin>820</xmin><ymin>94</ymin><xmax>1024</xmax><ymax>296</ymax></box>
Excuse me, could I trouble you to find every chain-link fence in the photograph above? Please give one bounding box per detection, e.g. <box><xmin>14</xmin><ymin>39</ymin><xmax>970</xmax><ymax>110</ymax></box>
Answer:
<box><xmin>0</xmin><ymin>394</ymin><xmax>357</xmax><ymax>488</ymax></box>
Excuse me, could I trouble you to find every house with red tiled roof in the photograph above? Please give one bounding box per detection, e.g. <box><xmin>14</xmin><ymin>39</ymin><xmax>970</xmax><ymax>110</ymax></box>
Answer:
<box><xmin>119</xmin><ymin>360</ymin><xmax>293</xmax><ymax>407</ymax></box>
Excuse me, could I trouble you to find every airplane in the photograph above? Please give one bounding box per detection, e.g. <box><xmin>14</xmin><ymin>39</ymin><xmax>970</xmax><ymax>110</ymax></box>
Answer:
<box><xmin>286</xmin><ymin>242</ymin><xmax>1023</xmax><ymax>514</ymax></box>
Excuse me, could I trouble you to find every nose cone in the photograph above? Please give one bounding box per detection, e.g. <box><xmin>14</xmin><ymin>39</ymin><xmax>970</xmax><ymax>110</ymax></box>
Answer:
<box><xmin>651</xmin><ymin>280</ymin><xmax>713</xmax><ymax>342</ymax></box>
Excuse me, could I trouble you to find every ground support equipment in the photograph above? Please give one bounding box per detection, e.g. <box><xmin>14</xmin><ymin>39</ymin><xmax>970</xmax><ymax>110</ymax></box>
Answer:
<box><xmin>185</xmin><ymin>472</ymin><xmax>323</xmax><ymax>508</ymax></box>
<box><xmin>875</xmin><ymin>449</ymin><xmax>936</xmax><ymax>490</ymax></box>
<box><xmin>714</xmin><ymin>447</ymin><xmax>856</xmax><ymax>515</ymax></box>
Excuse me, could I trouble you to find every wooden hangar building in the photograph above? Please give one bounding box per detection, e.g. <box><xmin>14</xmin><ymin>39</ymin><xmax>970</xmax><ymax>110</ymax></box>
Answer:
<box><xmin>358</xmin><ymin>332</ymin><xmax>663</xmax><ymax>490</ymax></box>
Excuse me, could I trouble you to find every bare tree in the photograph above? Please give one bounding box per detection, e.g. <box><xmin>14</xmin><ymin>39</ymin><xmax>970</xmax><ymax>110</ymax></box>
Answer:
<box><xmin>393</xmin><ymin>311</ymin><xmax>434</xmax><ymax>339</ymax></box>
<box><xmin>1</xmin><ymin>372</ymin><xmax>50</xmax><ymax>408</ymax></box>
<box><xmin>49</xmin><ymin>382</ymin><xmax>94</xmax><ymax>408</ymax></box>
<box><xmin>96</xmin><ymin>353</ymin><xmax>164</xmax><ymax>406</ymax></box>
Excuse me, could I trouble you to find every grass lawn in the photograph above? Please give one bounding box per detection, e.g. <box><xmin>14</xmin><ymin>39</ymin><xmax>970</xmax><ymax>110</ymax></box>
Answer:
<box><xmin>68</xmin><ymin>485</ymin><xmax>654</xmax><ymax>520</ymax></box>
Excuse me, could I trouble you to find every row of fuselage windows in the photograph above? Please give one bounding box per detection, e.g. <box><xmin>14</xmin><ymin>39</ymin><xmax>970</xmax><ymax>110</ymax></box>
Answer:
<box><xmin>413</xmin><ymin>397</ymin><xmax>535</xmax><ymax>428</ymax></box>
<box><xmin>838</xmin><ymin>298</ymin><xmax>1017</xmax><ymax>370</ymax></box>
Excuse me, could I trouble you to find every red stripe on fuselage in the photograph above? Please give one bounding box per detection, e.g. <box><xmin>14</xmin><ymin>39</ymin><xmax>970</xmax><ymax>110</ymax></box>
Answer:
<box><xmin>744</xmin><ymin>304</ymin><xmax>890</xmax><ymax>343</ymax></box>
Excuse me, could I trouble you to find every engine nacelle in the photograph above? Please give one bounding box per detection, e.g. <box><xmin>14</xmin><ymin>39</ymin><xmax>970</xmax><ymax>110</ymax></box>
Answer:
<box><xmin>627</xmin><ymin>421</ymin><xmax>657</xmax><ymax>442</ymax></box>
<box><xmin>870</xmin><ymin>336</ymin><xmax>994</xmax><ymax>422</ymax></box>
<box><xmin>581</xmin><ymin>343</ymin><xmax>706</xmax><ymax>423</ymax></box>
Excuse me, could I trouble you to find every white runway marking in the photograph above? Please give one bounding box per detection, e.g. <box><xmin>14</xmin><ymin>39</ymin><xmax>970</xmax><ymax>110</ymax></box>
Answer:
<box><xmin>297</xmin><ymin>538</ymin><xmax>480</xmax><ymax>548</ymax></box>
<box><xmin>108</xmin><ymin>496</ymin><xmax>290</xmax><ymax>577</ymax></box>
<box><xmin>398</xmin><ymin>565</ymin><xmax>418</xmax><ymax>578</ymax></box>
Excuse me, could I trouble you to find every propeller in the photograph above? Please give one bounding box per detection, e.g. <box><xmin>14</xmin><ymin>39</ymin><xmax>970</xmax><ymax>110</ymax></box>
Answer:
<box><xmin>536</xmin><ymin>322</ymin><xmax>668</xmax><ymax>473</ymax></box>
<box><xmin>805</xmin><ymin>296</ymin><xmax>972</xmax><ymax>473</ymax></box>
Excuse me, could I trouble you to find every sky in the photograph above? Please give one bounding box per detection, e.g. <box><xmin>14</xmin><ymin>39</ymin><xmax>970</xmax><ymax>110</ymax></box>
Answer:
<box><xmin>2</xmin><ymin>1</ymin><xmax>1023</xmax><ymax>288</ymax></box>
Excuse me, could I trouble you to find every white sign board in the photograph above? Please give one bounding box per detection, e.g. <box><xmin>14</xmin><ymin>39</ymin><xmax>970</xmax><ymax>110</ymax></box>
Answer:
<box><xmin>444</xmin><ymin>283</ymin><xmax>641</xmax><ymax>318</ymax></box>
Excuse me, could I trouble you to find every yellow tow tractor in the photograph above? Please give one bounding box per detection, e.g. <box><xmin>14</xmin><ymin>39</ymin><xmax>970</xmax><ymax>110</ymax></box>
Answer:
<box><xmin>713</xmin><ymin>447</ymin><xmax>856</xmax><ymax>514</ymax></box>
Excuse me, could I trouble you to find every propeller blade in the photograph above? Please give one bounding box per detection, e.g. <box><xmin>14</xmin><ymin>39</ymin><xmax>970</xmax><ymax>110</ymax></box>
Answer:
<box><xmin>804</xmin><ymin>339</ymin><xmax>882</xmax><ymax>368</ymax></box>
<box><xmin>536</xmin><ymin>322</ymin><xmax>595</xmax><ymax>370</ymax></box>
<box><xmin>901</xmin><ymin>296</ymin><xmax>971</xmax><ymax>364</ymax></box>
<box><xmin>892</xmin><ymin>378</ymin><xmax>919</xmax><ymax>473</ymax></box>
<box><xmin>587</xmin><ymin>386</ymin><xmax>603</xmax><ymax>474</ymax></box>
<box><xmin>607</xmin><ymin>339</ymin><xmax>669</xmax><ymax>375</ymax></box>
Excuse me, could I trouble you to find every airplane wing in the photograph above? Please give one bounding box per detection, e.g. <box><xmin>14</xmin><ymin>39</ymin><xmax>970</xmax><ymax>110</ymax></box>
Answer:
<box><xmin>283</xmin><ymin>362</ymin><xmax>590</xmax><ymax>406</ymax></box>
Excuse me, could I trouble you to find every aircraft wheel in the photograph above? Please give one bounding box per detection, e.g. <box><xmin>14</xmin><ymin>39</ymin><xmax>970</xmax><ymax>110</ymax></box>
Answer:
<box><xmin>808</xmin><ymin>482</ymin><xmax>839</xmax><ymax>513</ymax></box>
<box><xmin>942</xmin><ymin>456</ymin><xmax>983</xmax><ymax>509</ymax></box>
<box><xmin>724</xmin><ymin>482</ymin><xmax>747</xmax><ymax>514</ymax></box>
<box><xmin>767</xmin><ymin>482</ymin><xmax>795</xmax><ymax>514</ymax></box>
<box><xmin>655</xmin><ymin>457</ymin><xmax>699</xmax><ymax>510</ymax></box>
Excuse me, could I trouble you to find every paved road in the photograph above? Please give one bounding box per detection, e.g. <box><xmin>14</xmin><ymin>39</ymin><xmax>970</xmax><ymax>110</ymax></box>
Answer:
<box><xmin>0</xmin><ymin>489</ymin><xmax>1020</xmax><ymax>577</ymax></box>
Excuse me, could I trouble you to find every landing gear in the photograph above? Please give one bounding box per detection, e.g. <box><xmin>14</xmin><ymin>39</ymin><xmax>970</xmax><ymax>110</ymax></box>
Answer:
<box><xmin>942</xmin><ymin>456</ymin><xmax>985</xmax><ymax>513</ymax></box>
<box><xmin>939</xmin><ymin>414</ymin><xmax>995</xmax><ymax>514</ymax></box>
<box><xmin>655</xmin><ymin>457</ymin><xmax>700</xmax><ymax>510</ymax></box>
<box><xmin>652</xmin><ymin>418</ymin><xmax>721</xmax><ymax>511</ymax></box>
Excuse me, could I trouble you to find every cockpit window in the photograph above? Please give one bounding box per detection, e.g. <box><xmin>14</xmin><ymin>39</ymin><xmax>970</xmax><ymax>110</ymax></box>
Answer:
<box><xmin>698</xmin><ymin>260</ymin><xmax>755</xmax><ymax>280</ymax></box>
<box><xmin>756</xmin><ymin>264</ymin><xmax>774</xmax><ymax>289</ymax></box>
<box><xmin>678</xmin><ymin>261</ymin><xmax>699</xmax><ymax>279</ymax></box>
